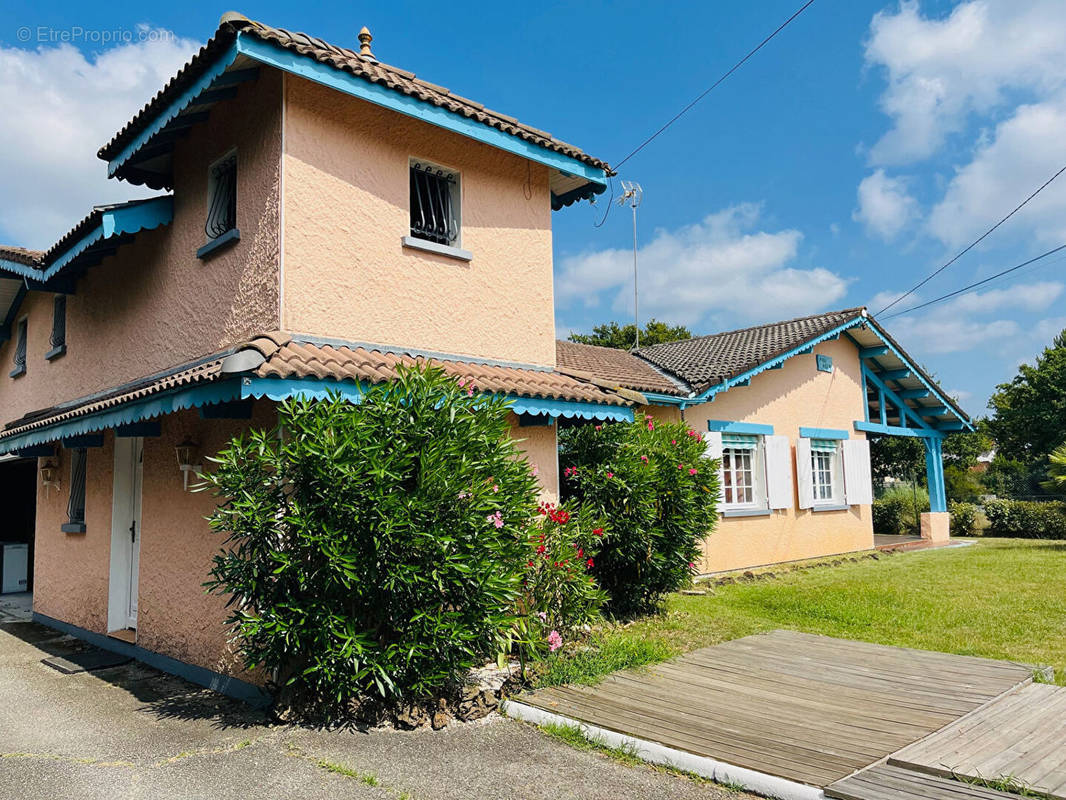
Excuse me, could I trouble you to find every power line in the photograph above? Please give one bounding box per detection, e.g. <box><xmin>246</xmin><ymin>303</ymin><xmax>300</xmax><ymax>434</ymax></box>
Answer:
<box><xmin>876</xmin><ymin>162</ymin><xmax>1066</xmax><ymax>316</ymax></box>
<box><xmin>882</xmin><ymin>243</ymin><xmax>1066</xmax><ymax>319</ymax></box>
<box><xmin>612</xmin><ymin>0</ymin><xmax>816</xmax><ymax>171</ymax></box>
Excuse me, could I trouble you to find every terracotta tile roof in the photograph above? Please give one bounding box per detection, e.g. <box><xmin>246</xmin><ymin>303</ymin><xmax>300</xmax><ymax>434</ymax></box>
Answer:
<box><xmin>637</xmin><ymin>308</ymin><xmax>867</xmax><ymax>392</ymax></box>
<box><xmin>1</xmin><ymin>355</ymin><xmax>227</xmax><ymax>440</ymax></box>
<box><xmin>555</xmin><ymin>340</ymin><xmax>685</xmax><ymax>395</ymax></box>
<box><xmin>0</xmin><ymin>246</ymin><xmax>44</xmax><ymax>268</ymax></box>
<box><xmin>98</xmin><ymin>14</ymin><xmax>609</xmax><ymax>173</ymax></box>
<box><xmin>254</xmin><ymin>335</ymin><xmax>631</xmax><ymax>406</ymax></box>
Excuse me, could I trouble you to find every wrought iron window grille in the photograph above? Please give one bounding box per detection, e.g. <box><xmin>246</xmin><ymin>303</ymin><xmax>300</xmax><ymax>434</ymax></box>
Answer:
<box><xmin>205</xmin><ymin>153</ymin><xmax>237</xmax><ymax>240</ymax></box>
<box><xmin>409</xmin><ymin>161</ymin><xmax>459</xmax><ymax>246</ymax></box>
<box><xmin>67</xmin><ymin>448</ymin><xmax>86</xmax><ymax>528</ymax></box>
<box><xmin>11</xmin><ymin>318</ymin><xmax>26</xmax><ymax>377</ymax></box>
<box><xmin>50</xmin><ymin>295</ymin><xmax>66</xmax><ymax>350</ymax></box>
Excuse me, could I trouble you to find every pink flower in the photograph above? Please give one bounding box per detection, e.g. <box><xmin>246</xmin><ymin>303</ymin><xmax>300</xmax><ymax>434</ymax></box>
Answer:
<box><xmin>547</xmin><ymin>630</ymin><xmax>563</xmax><ymax>652</ymax></box>
<box><xmin>689</xmin><ymin>468</ymin><xmax>697</xmax><ymax>475</ymax></box>
<box><xmin>640</xmin><ymin>455</ymin><xmax>648</xmax><ymax>463</ymax></box>
<box><xmin>606</xmin><ymin>471</ymin><xmax>614</xmax><ymax>479</ymax></box>
<box><xmin>467</xmin><ymin>387</ymin><xmax>474</xmax><ymax>396</ymax></box>
<box><xmin>677</xmin><ymin>464</ymin><xmax>684</xmax><ymax>470</ymax></box>
<box><xmin>532</xmin><ymin>464</ymin><xmax>539</xmax><ymax>477</ymax></box>
<box><xmin>537</xmin><ymin>611</ymin><xmax>547</xmax><ymax>621</ymax></box>
<box><xmin>594</xmin><ymin>425</ymin><xmax>602</xmax><ymax>431</ymax></box>
<box><xmin>671</xmin><ymin>439</ymin><xmax>677</xmax><ymax>445</ymax></box>
<box><xmin>647</xmin><ymin>420</ymin><xmax>654</xmax><ymax>431</ymax></box>
<box><xmin>493</xmin><ymin>484</ymin><xmax>499</xmax><ymax>493</ymax></box>
<box><xmin>592</xmin><ymin>528</ymin><xmax>604</xmax><ymax>537</ymax></box>
<box><xmin>457</xmin><ymin>378</ymin><xmax>467</xmax><ymax>388</ymax></box>
<box><xmin>458</xmin><ymin>491</ymin><xmax>469</xmax><ymax>499</ymax></box>
<box><xmin>586</xmin><ymin>558</ymin><xmax>594</xmax><ymax>568</ymax></box>
<box><xmin>486</xmin><ymin>511</ymin><xmax>504</xmax><ymax>529</ymax></box>
<box><xmin>689</xmin><ymin>562</ymin><xmax>696</xmax><ymax>569</ymax></box>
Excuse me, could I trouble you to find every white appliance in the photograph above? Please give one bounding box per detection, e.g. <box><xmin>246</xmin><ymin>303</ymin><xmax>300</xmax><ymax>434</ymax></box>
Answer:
<box><xmin>0</xmin><ymin>543</ymin><xmax>28</xmax><ymax>594</ymax></box>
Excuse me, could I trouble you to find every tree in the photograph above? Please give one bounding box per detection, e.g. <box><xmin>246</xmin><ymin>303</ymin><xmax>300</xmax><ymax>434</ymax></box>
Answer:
<box><xmin>987</xmin><ymin>329</ymin><xmax>1066</xmax><ymax>462</ymax></box>
<box><xmin>869</xmin><ymin>436</ymin><xmax>924</xmax><ymax>486</ymax></box>
<box><xmin>568</xmin><ymin>319</ymin><xmax>691</xmax><ymax>350</ymax></box>
<box><xmin>1041</xmin><ymin>443</ymin><xmax>1066</xmax><ymax>493</ymax></box>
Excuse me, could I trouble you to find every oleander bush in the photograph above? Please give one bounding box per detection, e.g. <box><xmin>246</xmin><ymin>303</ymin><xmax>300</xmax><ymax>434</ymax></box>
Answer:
<box><xmin>984</xmin><ymin>499</ymin><xmax>1066</xmax><ymax>539</ymax></box>
<box><xmin>559</xmin><ymin>416</ymin><xmax>719</xmax><ymax>617</ymax></box>
<box><xmin>203</xmin><ymin>366</ymin><xmax>542</xmax><ymax>719</ymax></box>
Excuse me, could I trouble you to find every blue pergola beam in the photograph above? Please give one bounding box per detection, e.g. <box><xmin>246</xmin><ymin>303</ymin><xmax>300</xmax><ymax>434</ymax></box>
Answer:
<box><xmin>919</xmin><ymin>406</ymin><xmax>949</xmax><ymax>416</ymax></box>
<box><xmin>898</xmin><ymin>388</ymin><xmax>931</xmax><ymax>399</ymax></box>
<box><xmin>863</xmin><ymin>364</ymin><xmax>937</xmax><ymax>432</ymax></box>
<box><xmin>926</xmin><ymin>437</ymin><xmax>947</xmax><ymax>512</ymax></box>
<box><xmin>878</xmin><ymin>368</ymin><xmax>911</xmax><ymax>382</ymax></box>
<box><xmin>854</xmin><ymin>421</ymin><xmax>945</xmax><ymax>439</ymax></box>
<box><xmin>859</xmin><ymin>346</ymin><xmax>889</xmax><ymax>359</ymax></box>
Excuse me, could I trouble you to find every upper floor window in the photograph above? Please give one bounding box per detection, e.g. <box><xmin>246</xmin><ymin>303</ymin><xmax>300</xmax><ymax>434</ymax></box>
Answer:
<box><xmin>409</xmin><ymin>159</ymin><xmax>460</xmax><ymax>247</ymax></box>
<box><xmin>10</xmin><ymin>317</ymin><xmax>26</xmax><ymax>378</ymax></box>
<box><xmin>47</xmin><ymin>295</ymin><xmax>66</xmax><ymax>360</ymax></box>
<box><xmin>206</xmin><ymin>151</ymin><xmax>237</xmax><ymax>240</ymax></box>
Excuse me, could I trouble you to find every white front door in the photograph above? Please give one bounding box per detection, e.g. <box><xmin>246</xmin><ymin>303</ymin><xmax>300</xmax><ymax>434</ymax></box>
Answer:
<box><xmin>108</xmin><ymin>437</ymin><xmax>143</xmax><ymax>632</ymax></box>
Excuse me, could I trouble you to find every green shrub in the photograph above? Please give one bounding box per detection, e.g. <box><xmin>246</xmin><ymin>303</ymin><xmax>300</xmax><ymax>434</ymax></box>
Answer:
<box><xmin>872</xmin><ymin>485</ymin><xmax>929</xmax><ymax>534</ymax></box>
<box><xmin>203</xmin><ymin>366</ymin><xmax>541</xmax><ymax>718</ymax></box>
<box><xmin>515</xmin><ymin>503</ymin><xmax>606</xmax><ymax>661</ymax></box>
<box><xmin>559</xmin><ymin>416</ymin><xmax>719</xmax><ymax>617</ymax></box>
<box><xmin>949</xmin><ymin>501</ymin><xmax>980</xmax><ymax>536</ymax></box>
<box><xmin>984</xmin><ymin>499</ymin><xmax>1066</xmax><ymax>539</ymax></box>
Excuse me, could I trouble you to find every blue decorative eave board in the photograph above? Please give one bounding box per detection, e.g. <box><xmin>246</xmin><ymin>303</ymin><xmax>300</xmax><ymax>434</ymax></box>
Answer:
<box><xmin>108</xmin><ymin>36</ymin><xmax>608</xmax><ymax>193</ymax></box>
<box><xmin>0</xmin><ymin>196</ymin><xmax>173</xmax><ymax>284</ymax></box>
<box><xmin>240</xmin><ymin>376</ymin><xmax>633</xmax><ymax>422</ymax></box>
<box><xmin>0</xmin><ymin>379</ymin><xmax>243</xmax><ymax>455</ymax></box>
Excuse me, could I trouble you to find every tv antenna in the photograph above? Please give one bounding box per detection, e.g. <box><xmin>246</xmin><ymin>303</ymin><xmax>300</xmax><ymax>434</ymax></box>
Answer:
<box><xmin>617</xmin><ymin>181</ymin><xmax>643</xmax><ymax>348</ymax></box>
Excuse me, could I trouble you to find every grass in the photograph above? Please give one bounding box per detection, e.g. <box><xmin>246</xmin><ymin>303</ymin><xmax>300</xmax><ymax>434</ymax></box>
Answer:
<box><xmin>315</xmin><ymin>758</ymin><xmax>380</xmax><ymax>786</ymax></box>
<box><xmin>537</xmin><ymin>539</ymin><xmax>1066</xmax><ymax>687</ymax></box>
<box><xmin>956</xmin><ymin>771</ymin><xmax>1052</xmax><ymax>798</ymax></box>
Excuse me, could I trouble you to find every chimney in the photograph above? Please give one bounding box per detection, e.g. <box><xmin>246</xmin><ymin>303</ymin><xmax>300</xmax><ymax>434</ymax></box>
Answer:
<box><xmin>358</xmin><ymin>26</ymin><xmax>375</xmax><ymax>60</ymax></box>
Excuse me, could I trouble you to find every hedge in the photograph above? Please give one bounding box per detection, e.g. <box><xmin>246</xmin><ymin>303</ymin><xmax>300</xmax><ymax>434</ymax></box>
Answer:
<box><xmin>983</xmin><ymin>499</ymin><xmax>1066</xmax><ymax>539</ymax></box>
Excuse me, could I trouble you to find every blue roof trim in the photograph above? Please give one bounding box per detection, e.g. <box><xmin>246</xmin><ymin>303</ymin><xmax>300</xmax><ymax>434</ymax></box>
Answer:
<box><xmin>0</xmin><ymin>379</ymin><xmax>242</xmax><ymax>455</ymax></box>
<box><xmin>693</xmin><ymin>315</ymin><xmax>868</xmax><ymax>403</ymax></box>
<box><xmin>108</xmin><ymin>43</ymin><xmax>242</xmax><ymax>176</ymax></box>
<box><xmin>640</xmin><ymin>391</ymin><xmax>690</xmax><ymax>407</ymax></box>
<box><xmin>239</xmin><ymin>376</ymin><xmax>633</xmax><ymax>422</ymax></box>
<box><xmin>234</xmin><ymin>35</ymin><xmax>608</xmax><ymax>188</ymax></box>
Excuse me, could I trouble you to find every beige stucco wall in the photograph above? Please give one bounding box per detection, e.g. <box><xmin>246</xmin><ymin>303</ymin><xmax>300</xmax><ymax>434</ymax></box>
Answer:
<box><xmin>0</xmin><ymin>70</ymin><xmax>282</xmax><ymax>425</ymax></box>
<box><xmin>509</xmin><ymin>415</ymin><xmax>559</xmax><ymax>502</ymax></box>
<box><xmin>281</xmin><ymin>77</ymin><xmax>557</xmax><ymax>367</ymax></box>
<box><xmin>678</xmin><ymin>337</ymin><xmax>874</xmax><ymax>573</ymax></box>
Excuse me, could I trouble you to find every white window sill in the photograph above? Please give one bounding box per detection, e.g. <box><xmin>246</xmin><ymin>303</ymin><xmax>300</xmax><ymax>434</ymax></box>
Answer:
<box><xmin>811</xmin><ymin>503</ymin><xmax>849</xmax><ymax>513</ymax></box>
<box><xmin>722</xmin><ymin>507</ymin><xmax>772</xmax><ymax>518</ymax></box>
<box><xmin>402</xmin><ymin>235</ymin><xmax>472</xmax><ymax>262</ymax></box>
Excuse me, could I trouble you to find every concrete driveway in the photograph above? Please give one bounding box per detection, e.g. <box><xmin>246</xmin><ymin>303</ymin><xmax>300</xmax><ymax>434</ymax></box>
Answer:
<box><xmin>0</xmin><ymin>620</ymin><xmax>750</xmax><ymax>800</ymax></box>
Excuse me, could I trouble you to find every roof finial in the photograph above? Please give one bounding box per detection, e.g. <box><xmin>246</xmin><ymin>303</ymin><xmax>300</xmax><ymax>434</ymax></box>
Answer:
<box><xmin>358</xmin><ymin>26</ymin><xmax>375</xmax><ymax>59</ymax></box>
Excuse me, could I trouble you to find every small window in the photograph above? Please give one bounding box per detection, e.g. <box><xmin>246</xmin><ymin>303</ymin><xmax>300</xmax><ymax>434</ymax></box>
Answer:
<box><xmin>47</xmin><ymin>295</ymin><xmax>66</xmax><ymax>360</ymax></box>
<box><xmin>721</xmin><ymin>434</ymin><xmax>765</xmax><ymax>508</ymax></box>
<box><xmin>10</xmin><ymin>317</ymin><xmax>26</xmax><ymax>378</ymax></box>
<box><xmin>810</xmin><ymin>439</ymin><xmax>842</xmax><ymax>504</ymax></box>
<box><xmin>409</xmin><ymin>159</ymin><xmax>460</xmax><ymax>247</ymax></box>
<box><xmin>205</xmin><ymin>151</ymin><xmax>237</xmax><ymax>240</ymax></box>
<box><xmin>62</xmin><ymin>448</ymin><xmax>87</xmax><ymax>533</ymax></box>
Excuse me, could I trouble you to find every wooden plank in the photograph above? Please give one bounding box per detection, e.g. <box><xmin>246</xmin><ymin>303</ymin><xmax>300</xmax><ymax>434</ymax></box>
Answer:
<box><xmin>828</xmin><ymin>764</ymin><xmax>1017</xmax><ymax>800</ymax></box>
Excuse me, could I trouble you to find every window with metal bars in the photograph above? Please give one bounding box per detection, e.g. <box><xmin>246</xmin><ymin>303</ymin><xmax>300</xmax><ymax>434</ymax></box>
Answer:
<box><xmin>409</xmin><ymin>160</ymin><xmax>460</xmax><ymax>246</ymax></box>
<box><xmin>47</xmin><ymin>295</ymin><xmax>66</xmax><ymax>360</ymax></box>
<box><xmin>10</xmin><ymin>317</ymin><xmax>26</xmax><ymax>378</ymax></box>
<box><xmin>205</xmin><ymin>152</ymin><xmax>237</xmax><ymax>240</ymax></box>
<box><xmin>62</xmin><ymin>448</ymin><xmax>87</xmax><ymax>533</ymax></box>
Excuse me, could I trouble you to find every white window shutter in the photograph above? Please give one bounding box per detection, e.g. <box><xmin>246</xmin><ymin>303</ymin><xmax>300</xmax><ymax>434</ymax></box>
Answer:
<box><xmin>764</xmin><ymin>435</ymin><xmax>793</xmax><ymax>510</ymax></box>
<box><xmin>703</xmin><ymin>431</ymin><xmax>726</xmax><ymax>505</ymax></box>
<box><xmin>795</xmin><ymin>437</ymin><xmax>814</xmax><ymax>509</ymax></box>
<box><xmin>843</xmin><ymin>438</ymin><xmax>874</xmax><ymax>506</ymax></box>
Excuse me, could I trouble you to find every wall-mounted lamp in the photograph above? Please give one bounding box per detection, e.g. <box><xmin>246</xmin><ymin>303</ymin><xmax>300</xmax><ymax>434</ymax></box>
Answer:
<box><xmin>175</xmin><ymin>437</ymin><xmax>201</xmax><ymax>490</ymax></box>
<box><xmin>40</xmin><ymin>458</ymin><xmax>60</xmax><ymax>491</ymax></box>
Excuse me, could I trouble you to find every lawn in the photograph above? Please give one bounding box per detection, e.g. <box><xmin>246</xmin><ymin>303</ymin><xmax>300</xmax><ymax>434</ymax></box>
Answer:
<box><xmin>537</xmin><ymin>538</ymin><xmax>1066</xmax><ymax>687</ymax></box>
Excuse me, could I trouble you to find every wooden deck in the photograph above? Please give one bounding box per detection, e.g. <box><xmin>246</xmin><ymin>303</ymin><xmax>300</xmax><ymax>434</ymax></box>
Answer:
<box><xmin>889</xmin><ymin>682</ymin><xmax>1066</xmax><ymax>799</ymax></box>
<box><xmin>518</xmin><ymin>630</ymin><xmax>1036</xmax><ymax>789</ymax></box>
<box><xmin>827</xmin><ymin>763</ymin><xmax>1017</xmax><ymax>800</ymax></box>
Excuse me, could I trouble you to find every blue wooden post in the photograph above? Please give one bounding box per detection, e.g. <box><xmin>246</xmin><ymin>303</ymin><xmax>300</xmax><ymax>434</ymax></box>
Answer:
<box><xmin>924</xmin><ymin>437</ymin><xmax>947</xmax><ymax>512</ymax></box>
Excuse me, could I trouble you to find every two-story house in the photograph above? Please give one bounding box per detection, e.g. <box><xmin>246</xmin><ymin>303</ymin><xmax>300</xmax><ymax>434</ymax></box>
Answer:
<box><xmin>0</xmin><ymin>13</ymin><xmax>970</xmax><ymax>702</ymax></box>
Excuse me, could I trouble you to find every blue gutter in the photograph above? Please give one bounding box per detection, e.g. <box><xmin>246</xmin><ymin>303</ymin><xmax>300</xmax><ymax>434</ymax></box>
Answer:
<box><xmin>0</xmin><ymin>197</ymin><xmax>174</xmax><ymax>284</ymax></box>
<box><xmin>239</xmin><ymin>376</ymin><xmax>633</xmax><ymax>422</ymax></box>
<box><xmin>640</xmin><ymin>390</ymin><xmax>689</xmax><ymax>408</ymax></box>
<box><xmin>109</xmin><ymin>36</ymin><xmax>608</xmax><ymax>192</ymax></box>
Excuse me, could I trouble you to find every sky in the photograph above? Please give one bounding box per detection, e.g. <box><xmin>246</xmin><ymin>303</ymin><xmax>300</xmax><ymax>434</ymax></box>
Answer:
<box><xmin>2</xmin><ymin>0</ymin><xmax>1065</xmax><ymax>416</ymax></box>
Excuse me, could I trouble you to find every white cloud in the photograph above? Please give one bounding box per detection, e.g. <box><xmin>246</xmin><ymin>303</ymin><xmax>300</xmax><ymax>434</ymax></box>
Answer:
<box><xmin>927</xmin><ymin>98</ymin><xmax>1066</xmax><ymax>247</ymax></box>
<box><xmin>556</xmin><ymin>203</ymin><xmax>851</xmax><ymax>329</ymax></box>
<box><xmin>864</xmin><ymin>0</ymin><xmax>1066</xmax><ymax>165</ymax></box>
<box><xmin>853</xmin><ymin>169</ymin><xmax>918</xmax><ymax>240</ymax></box>
<box><xmin>0</xmin><ymin>29</ymin><xmax>199</xmax><ymax>248</ymax></box>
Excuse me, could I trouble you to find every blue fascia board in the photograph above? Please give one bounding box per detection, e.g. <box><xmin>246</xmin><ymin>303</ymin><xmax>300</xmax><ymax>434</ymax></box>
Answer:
<box><xmin>32</xmin><ymin>612</ymin><xmax>270</xmax><ymax>707</ymax></box>
<box><xmin>854</xmin><ymin>420</ymin><xmax>944</xmax><ymax>439</ymax></box>
<box><xmin>706</xmin><ymin>420</ymin><xmax>774</xmax><ymax>436</ymax></box>
<box><xmin>798</xmin><ymin>427</ymin><xmax>849</xmax><ymax>440</ymax></box>
<box><xmin>234</xmin><ymin>36</ymin><xmax>608</xmax><ymax>188</ymax></box>
<box><xmin>240</xmin><ymin>377</ymin><xmax>633</xmax><ymax>422</ymax></box>
<box><xmin>108</xmin><ymin>43</ymin><xmax>242</xmax><ymax>176</ymax></box>
<box><xmin>0</xmin><ymin>379</ymin><xmax>243</xmax><ymax>455</ymax></box>
<box><xmin>692</xmin><ymin>315</ymin><xmax>867</xmax><ymax>403</ymax></box>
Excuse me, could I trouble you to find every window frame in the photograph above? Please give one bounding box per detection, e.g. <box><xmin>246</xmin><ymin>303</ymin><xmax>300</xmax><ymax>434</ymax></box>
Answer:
<box><xmin>10</xmin><ymin>315</ymin><xmax>27</xmax><ymax>378</ymax></box>
<box><xmin>197</xmin><ymin>149</ymin><xmax>240</xmax><ymax>260</ymax></box>
<box><xmin>720</xmin><ymin>436</ymin><xmax>767</xmax><ymax>511</ymax></box>
<box><xmin>403</xmin><ymin>157</ymin><xmax>472</xmax><ymax>261</ymax></box>
<box><xmin>809</xmin><ymin>439</ymin><xmax>844</xmax><ymax>508</ymax></box>
<box><xmin>46</xmin><ymin>294</ymin><xmax>66</xmax><ymax>360</ymax></box>
<box><xmin>61</xmin><ymin>448</ymin><xmax>87</xmax><ymax>533</ymax></box>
